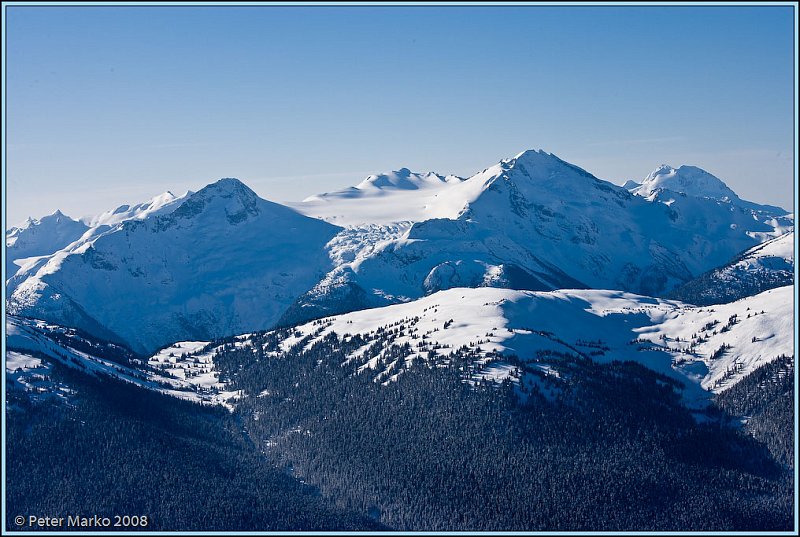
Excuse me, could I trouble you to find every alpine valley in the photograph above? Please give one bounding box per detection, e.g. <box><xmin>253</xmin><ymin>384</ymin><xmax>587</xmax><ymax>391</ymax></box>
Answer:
<box><xmin>5</xmin><ymin>149</ymin><xmax>796</xmax><ymax>532</ymax></box>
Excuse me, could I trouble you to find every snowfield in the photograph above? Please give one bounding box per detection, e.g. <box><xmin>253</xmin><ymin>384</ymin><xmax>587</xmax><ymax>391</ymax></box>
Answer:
<box><xmin>290</xmin><ymin>168</ymin><xmax>478</xmax><ymax>226</ymax></box>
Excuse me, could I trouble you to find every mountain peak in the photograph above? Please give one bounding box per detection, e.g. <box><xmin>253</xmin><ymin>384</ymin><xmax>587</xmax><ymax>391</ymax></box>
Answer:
<box><xmin>170</xmin><ymin>178</ymin><xmax>261</xmax><ymax>225</ymax></box>
<box><xmin>206</xmin><ymin>177</ymin><xmax>254</xmax><ymax>193</ymax></box>
<box><xmin>505</xmin><ymin>149</ymin><xmax>554</xmax><ymax>166</ymax></box>
<box><xmin>496</xmin><ymin>149</ymin><xmax>599</xmax><ymax>186</ymax></box>
<box><xmin>646</xmin><ymin>164</ymin><xmax>675</xmax><ymax>179</ymax></box>
<box><xmin>636</xmin><ymin>164</ymin><xmax>740</xmax><ymax>202</ymax></box>
<box><xmin>37</xmin><ymin>209</ymin><xmax>80</xmax><ymax>226</ymax></box>
<box><xmin>513</xmin><ymin>148</ymin><xmax>547</xmax><ymax>158</ymax></box>
<box><xmin>196</xmin><ymin>178</ymin><xmax>261</xmax><ymax>204</ymax></box>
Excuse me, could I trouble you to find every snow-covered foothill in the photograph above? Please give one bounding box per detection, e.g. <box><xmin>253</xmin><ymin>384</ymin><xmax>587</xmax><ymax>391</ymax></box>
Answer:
<box><xmin>267</xmin><ymin>285</ymin><xmax>794</xmax><ymax>403</ymax></box>
<box><xmin>6</xmin><ymin>350</ymin><xmax>76</xmax><ymax>407</ymax></box>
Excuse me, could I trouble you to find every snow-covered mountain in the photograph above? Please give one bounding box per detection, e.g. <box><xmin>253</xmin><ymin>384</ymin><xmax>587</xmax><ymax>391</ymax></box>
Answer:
<box><xmin>292</xmin><ymin>168</ymin><xmax>471</xmax><ymax>226</ymax></box>
<box><xmin>668</xmin><ymin>231</ymin><xmax>795</xmax><ymax>305</ymax></box>
<box><xmin>628</xmin><ymin>164</ymin><xmax>790</xmax><ymax>218</ymax></box>
<box><xmin>7</xmin><ymin>178</ymin><xmax>341</xmax><ymax>354</ymax></box>
<box><xmin>6</xmin><ymin>190</ymin><xmax>190</xmax><ymax>290</ymax></box>
<box><xmin>632</xmin><ymin>165</ymin><xmax>741</xmax><ymax>202</ymax></box>
<box><xmin>286</xmin><ymin>150</ymin><xmax>789</xmax><ymax>323</ymax></box>
<box><xmin>7</xmin><ymin>150</ymin><xmax>791</xmax><ymax>356</ymax></box>
<box><xmin>6</xmin><ymin>210</ymin><xmax>89</xmax><ymax>279</ymax></box>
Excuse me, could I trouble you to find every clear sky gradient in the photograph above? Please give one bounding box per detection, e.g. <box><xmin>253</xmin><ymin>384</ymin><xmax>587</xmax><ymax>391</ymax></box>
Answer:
<box><xmin>5</xmin><ymin>4</ymin><xmax>796</xmax><ymax>225</ymax></box>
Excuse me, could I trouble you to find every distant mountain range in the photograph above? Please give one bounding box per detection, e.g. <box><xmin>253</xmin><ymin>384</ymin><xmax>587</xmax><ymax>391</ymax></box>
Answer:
<box><xmin>6</xmin><ymin>149</ymin><xmax>794</xmax><ymax>355</ymax></box>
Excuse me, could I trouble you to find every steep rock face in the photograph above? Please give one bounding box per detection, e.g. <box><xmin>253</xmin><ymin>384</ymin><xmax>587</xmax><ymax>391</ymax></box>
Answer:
<box><xmin>6</xmin><ymin>211</ymin><xmax>89</xmax><ymax>280</ymax></box>
<box><xmin>8</xmin><ymin>178</ymin><xmax>341</xmax><ymax>354</ymax></box>
<box><xmin>667</xmin><ymin>231</ymin><xmax>795</xmax><ymax>305</ymax></box>
<box><xmin>293</xmin><ymin>151</ymin><xmax>785</xmax><ymax>320</ymax></box>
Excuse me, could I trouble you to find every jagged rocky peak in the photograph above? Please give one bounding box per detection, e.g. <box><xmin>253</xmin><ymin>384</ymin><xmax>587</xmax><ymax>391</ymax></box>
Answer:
<box><xmin>8</xmin><ymin>209</ymin><xmax>86</xmax><ymax>238</ymax></box>
<box><xmin>5</xmin><ymin>209</ymin><xmax>90</xmax><ymax>278</ymax></box>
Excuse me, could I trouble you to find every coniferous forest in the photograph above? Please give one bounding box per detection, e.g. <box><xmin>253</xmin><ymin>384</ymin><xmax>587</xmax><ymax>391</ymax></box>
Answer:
<box><xmin>8</xmin><ymin>329</ymin><xmax>792</xmax><ymax>532</ymax></box>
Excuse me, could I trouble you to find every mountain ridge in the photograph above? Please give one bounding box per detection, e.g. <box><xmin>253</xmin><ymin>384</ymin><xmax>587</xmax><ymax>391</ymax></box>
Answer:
<box><xmin>7</xmin><ymin>150</ymin><xmax>793</xmax><ymax>354</ymax></box>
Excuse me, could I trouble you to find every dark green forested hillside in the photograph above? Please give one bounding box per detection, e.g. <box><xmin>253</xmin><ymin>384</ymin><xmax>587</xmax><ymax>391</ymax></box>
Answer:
<box><xmin>5</xmin><ymin>363</ymin><xmax>383</xmax><ymax>532</ymax></box>
<box><xmin>214</xmin><ymin>329</ymin><xmax>794</xmax><ymax>532</ymax></box>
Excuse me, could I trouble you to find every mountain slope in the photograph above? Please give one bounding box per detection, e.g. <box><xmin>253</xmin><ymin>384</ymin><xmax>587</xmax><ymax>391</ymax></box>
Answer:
<box><xmin>6</xmin><ymin>191</ymin><xmax>190</xmax><ymax>294</ymax></box>
<box><xmin>668</xmin><ymin>231</ymin><xmax>795</xmax><ymax>305</ymax></box>
<box><xmin>6</xmin><ymin>315</ymin><xmax>237</xmax><ymax>408</ymax></box>
<box><xmin>8</xmin><ymin>178</ymin><xmax>341</xmax><ymax>354</ymax></box>
<box><xmin>84</xmin><ymin>190</ymin><xmax>190</xmax><ymax>227</ymax></box>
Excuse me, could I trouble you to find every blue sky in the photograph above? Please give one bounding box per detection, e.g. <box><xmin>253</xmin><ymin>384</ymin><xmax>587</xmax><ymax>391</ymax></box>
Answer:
<box><xmin>5</xmin><ymin>4</ymin><xmax>796</xmax><ymax>224</ymax></box>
